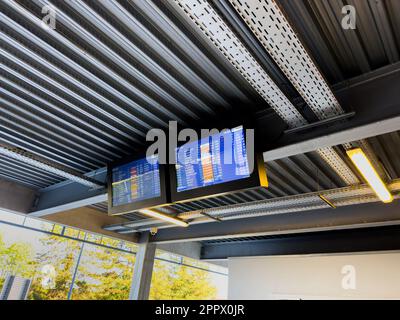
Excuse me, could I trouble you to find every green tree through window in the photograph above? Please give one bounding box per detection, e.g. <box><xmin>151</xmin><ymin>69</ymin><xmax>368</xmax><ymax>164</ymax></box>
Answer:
<box><xmin>150</xmin><ymin>260</ymin><xmax>217</xmax><ymax>300</ymax></box>
<box><xmin>0</xmin><ymin>227</ymin><xmax>222</xmax><ymax>300</ymax></box>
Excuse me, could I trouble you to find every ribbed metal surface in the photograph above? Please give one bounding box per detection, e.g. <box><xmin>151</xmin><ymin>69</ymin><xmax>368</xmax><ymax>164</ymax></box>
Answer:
<box><xmin>87</xmin><ymin>202</ymin><xmax>108</xmax><ymax>213</ymax></box>
<box><xmin>202</xmin><ymin>233</ymin><xmax>304</xmax><ymax>245</ymax></box>
<box><xmin>0</xmin><ymin>0</ymin><xmax>266</xmax><ymax>189</ymax></box>
<box><xmin>266</xmin><ymin>151</ymin><xmax>346</xmax><ymax>194</ymax></box>
<box><xmin>365</xmin><ymin>131</ymin><xmax>400</xmax><ymax>180</ymax></box>
<box><xmin>278</xmin><ymin>0</ymin><xmax>400</xmax><ymax>84</ymax></box>
<box><xmin>0</xmin><ymin>154</ymin><xmax>64</xmax><ymax>188</ymax></box>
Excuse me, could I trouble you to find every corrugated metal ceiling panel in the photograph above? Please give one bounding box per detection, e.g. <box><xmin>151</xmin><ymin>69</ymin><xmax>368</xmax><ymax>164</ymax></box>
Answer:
<box><xmin>0</xmin><ymin>0</ymin><xmax>267</xmax><ymax>189</ymax></box>
<box><xmin>278</xmin><ymin>0</ymin><xmax>400</xmax><ymax>83</ymax></box>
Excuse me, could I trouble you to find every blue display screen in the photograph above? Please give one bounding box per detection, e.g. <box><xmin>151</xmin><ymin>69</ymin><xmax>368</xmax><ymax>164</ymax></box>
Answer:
<box><xmin>112</xmin><ymin>155</ymin><xmax>161</xmax><ymax>206</ymax></box>
<box><xmin>175</xmin><ymin>126</ymin><xmax>250</xmax><ymax>192</ymax></box>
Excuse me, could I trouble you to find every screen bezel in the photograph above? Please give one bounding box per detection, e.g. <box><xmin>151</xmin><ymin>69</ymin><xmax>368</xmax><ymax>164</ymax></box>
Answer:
<box><xmin>107</xmin><ymin>154</ymin><xmax>170</xmax><ymax>216</ymax></box>
<box><xmin>168</xmin><ymin>125</ymin><xmax>268</xmax><ymax>203</ymax></box>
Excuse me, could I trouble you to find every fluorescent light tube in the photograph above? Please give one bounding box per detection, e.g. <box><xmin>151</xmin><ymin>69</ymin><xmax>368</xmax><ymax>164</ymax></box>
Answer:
<box><xmin>347</xmin><ymin>148</ymin><xmax>393</xmax><ymax>203</ymax></box>
<box><xmin>139</xmin><ymin>209</ymin><xmax>188</xmax><ymax>227</ymax></box>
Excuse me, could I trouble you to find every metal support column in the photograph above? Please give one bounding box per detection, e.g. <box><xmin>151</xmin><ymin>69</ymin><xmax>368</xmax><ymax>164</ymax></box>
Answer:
<box><xmin>67</xmin><ymin>234</ymin><xmax>87</xmax><ymax>300</ymax></box>
<box><xmin>129</xmin><ymin>232</ymin><xmax>156</xmax><ymax>300</ymax></box>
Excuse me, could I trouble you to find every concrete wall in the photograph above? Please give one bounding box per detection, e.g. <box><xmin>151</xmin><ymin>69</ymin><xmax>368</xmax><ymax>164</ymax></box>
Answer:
<box><xmin>228</xmin><ymin>252</ymin><xmax>400</xmax><ymax>299</ymax></box>
<box><xmin>158</xmin><ymin>242</ymin><xmax>201</xmax><ymax>260</ymax></box>
<box><xmin>45</xmin><ymin>207</ymin><xmax>138</xmax><ymax>242</ymax></box>
<box><xmin>0</xmin><ymin>178</ymin><xmax>37</xmax><ymax>213</ymax></box>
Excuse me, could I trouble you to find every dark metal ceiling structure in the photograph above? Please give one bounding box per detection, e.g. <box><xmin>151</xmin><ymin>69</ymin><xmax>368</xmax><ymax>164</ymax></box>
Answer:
<box><xmin>0</xmin><ymin>0</ymin><xmax>267</xmax><ymax>188</ymax></box>
<box><xmin>278</xmin><ymin>0</ymin><xmax>400</xmax><ymax>83</ymax></box>
<box><xmin>102</xmin><ymin>131</ymin><xmax>400</xmax><ymax>234</ymax></box>
<box><xmin>0</xmin><ymin>0</ymin><xmax>400</xmax><ymax>250</ymax></box>
<box><xmin>1</xmin><ymin>0</ymin><xmax>398</xmax><ymax>190</ymax></box>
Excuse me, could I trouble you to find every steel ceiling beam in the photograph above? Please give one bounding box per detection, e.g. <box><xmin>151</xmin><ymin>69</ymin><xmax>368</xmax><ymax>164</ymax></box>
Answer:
<box><xmin>148</xmin><ymin>200</ymin><xmax>400</xmax><ymax>243</ymax></box>
<box><xmin>262</xmin><ymin>61</ymin><xmax>400</xmax><ymax>160</ymax></box>
<box><xmin>105</xmin><ymin>179</ymin><xmax>400</xmax><ymax>235</ymax></box>
<box><xmin>264</xmin><ymin>112</ymin><xmax>400</xmax><ymax>162</ymax></box>
<box><xmin>28</xmin><ymin>167</ymin><xmax>107</xmax><ymax>217</ymax></box>
<box><xmin>201</xmin><ymin>225</ymin><xmax>400</xmax><ymax>259</ymax></box>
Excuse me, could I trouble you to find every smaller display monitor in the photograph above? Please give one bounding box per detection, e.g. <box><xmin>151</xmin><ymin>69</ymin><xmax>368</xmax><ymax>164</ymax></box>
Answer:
<box><xmin>108</xmin><ymin>154</ymin><xmax>169</xmax><ymax>215</ymax></box>
<box><xmin>170</xmin><ymin>126</ymin><xmax>268</xmax><ymax>203</ymax></box>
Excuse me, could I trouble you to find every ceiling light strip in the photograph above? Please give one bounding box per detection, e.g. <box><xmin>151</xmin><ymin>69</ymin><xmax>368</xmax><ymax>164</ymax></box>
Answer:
<box><xmin>139</xmin><ymin>209</ymin><xmax>189</xmax><ymax>227</ymax></box>
<box><xmin>347</xmin><ymin>148</ymin><xmax>393</xmax><ymax>203</ymax></box>
<box><xmin>344</xmin><ymin>140</ymin><xmax>388</xmax><ymax>180</ymax></box>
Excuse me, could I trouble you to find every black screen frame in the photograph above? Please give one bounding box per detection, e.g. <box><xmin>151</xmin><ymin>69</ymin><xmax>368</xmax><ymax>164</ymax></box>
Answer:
<box><xmin>107</xmin><ymin>154</ymin><xmax>170</xmax><ymax>216</ymax></box>
<box><xmin>168</xmin><ymin>125</ymin><xmax>268</xmax><ymax>203</ymax></box>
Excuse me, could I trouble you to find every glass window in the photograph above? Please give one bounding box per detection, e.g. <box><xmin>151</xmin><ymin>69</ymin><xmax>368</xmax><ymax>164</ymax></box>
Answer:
<box><xmin>71</xmin><ymin>243</ymin><xmax>135</xmax><ymax>300</ymax></box>
<box><xmin>28</xmin><ymin>236</ymin><xmax>81</xmax><ymax>300</ymax></box>
<box><xmin>100</xmin><ymin>237</ymin><xmax>121</xmax><ymax>249</ymax></box>
<box><xmin>123</xmin><ymin>241</ymin><xmax>138</xmax><ymax>253</ymax></box>
<box><xmin>86</xmin><ymin>233</ymin><xmax>102</xmax><ymax>244</ymax></box>
<box><xmin>150</xmin><ymin>259</ymin><xmax>221</xmax><ymax>300</ymax></box>
<box><xmin>52</xmin><ymin>224</ymin><xmax>64</xmax><ymax>235</ymax></box>
<box><xmin>0</xmin><ymin>210</ymin><xmax>227</xmax><ymax>300</ymax></box>
<box><xmin>24</xmin><ymin>217</ymin><xmax>54</xmax><ymax>232</ymax></box>
<box><xmin>64</xmin><ymin>227</ymin><xmax>80</xmax><ymax>239</ymax></box>
<box><xmin>0</xmin><ymin>210</ymin><xmax>25</xmax><ymax>225</ymax></box>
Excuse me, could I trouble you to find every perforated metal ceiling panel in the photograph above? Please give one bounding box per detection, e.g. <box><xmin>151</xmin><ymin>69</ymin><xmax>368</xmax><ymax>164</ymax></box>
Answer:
<box><xmin>316</xmin><ymin>147</ymin><xmax>359</xmax><ymax>185</ymax></box>
<box><xmin>224</xmin><ymin>0</ymin><xmax>360</xmax><ymax>185</ymax></box>
<box><xmin>172</xmin><ymin>0</ymin><xmax>306</xmax><ymax>128</ymax></box>
<box><xmin>173</xmin><ymin>0</ymin><xmax>359</xmax><ymax>185</ymax></box>
<box><xmin>229</xmin><ymin>0</ymin><xmax>343</xmax><ymax>120</ymax></box>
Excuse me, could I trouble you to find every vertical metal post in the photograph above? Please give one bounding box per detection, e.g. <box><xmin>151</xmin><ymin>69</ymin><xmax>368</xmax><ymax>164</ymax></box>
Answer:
<box><xmin>67</xmin><ymin>234</ymin><xmax>86</xmax><ymax>300</ymax></box>
<box><xmin>129</xmin><ymin>232</ymin><xmax>156</xmax><ymax>300</ymax></box>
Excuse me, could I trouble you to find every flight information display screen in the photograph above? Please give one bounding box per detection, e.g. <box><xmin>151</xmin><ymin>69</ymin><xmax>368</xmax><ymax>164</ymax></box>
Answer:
<box><xmin>175</xmin><ymin>126</ymin><xmax>250</xmax><ymax>192</ymax></box>
<box><xmin>112</xmin><ymin>155</ymin><xmax>161</xmax><ymax>207</ymax></box>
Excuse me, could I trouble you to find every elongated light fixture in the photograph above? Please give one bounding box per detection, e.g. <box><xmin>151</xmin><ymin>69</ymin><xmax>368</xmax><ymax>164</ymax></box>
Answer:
<box><xmin>139</xmin><ymin>209</ymin><xmax>189</xmax><ymax>227</ymax></box>
<box><xmin>347</xmin><ymin>148</ymin><xmax>393</xmax><ymax>203</ymax></box>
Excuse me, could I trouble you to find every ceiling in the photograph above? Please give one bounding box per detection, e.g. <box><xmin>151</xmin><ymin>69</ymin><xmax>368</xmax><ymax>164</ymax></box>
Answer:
<box><xmin>0</xmin><ymin>0</ymin><xmax>267</xmax><ymax>188</ymax></box>
<box><xmin>278</xmin><ymin>0</ymin><xmax>400</xmax><ymax>83</ymax></box>
<box><xmin>0</xmin><ymin>0</ymin><xmax>399</xmax><ymax>247</ymax></box>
